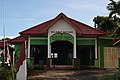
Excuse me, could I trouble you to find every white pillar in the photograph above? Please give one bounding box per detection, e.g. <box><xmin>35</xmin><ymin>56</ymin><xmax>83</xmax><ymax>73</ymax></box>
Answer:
<box><xmin>95</xmin><ymin>37</ymin><xmax>98</xmax><ymax>59</ymax></box>
<box><xmin>13</xmin><ymin>51</ymin><xmax>15</xmax><ymax>65</ymax></box>
<box><xmin>17</xmin><ymin>60</ymin><xmax>27</xmax><ymax>80</ymax></box>
<box><xmin>73</xmin><ymin>33</ymin><xmax>76</xmax><ymax>58</ymax></box>
<box><xmin>48</xmin><ymin>35</ymin><xmax>51</xmax><ymax>58</ymax></box>
<box><xmin>28</xmin><ymin>36</ymin><xmax>30</xmax><ymax>58</ymax></box>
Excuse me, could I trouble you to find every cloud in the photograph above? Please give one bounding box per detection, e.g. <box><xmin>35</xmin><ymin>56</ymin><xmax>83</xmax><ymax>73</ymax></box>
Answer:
<box><xmin>60</xmin><ymin>0</ymin><xmax>107</xmax><ymax>12</ymax></box>
<box><xmin>0</xmin><ymin>36</ymin><xmax>16</xmax><ymax>40</ymax></box>
<box><xmin>17</xmin><ymin>18</ymin><xmax>37</xmax><ymax>21</ymax></box>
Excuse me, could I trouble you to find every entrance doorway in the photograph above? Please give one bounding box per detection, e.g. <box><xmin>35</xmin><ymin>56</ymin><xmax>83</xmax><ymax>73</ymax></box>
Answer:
<box><xmin>30</xmin><ymin>45</ymin><xmax>47</xmax><ymax>65</ymax></box>
<box><xmin>51</xmin><ymin>41</ymin><xmax>73</xmax><ymax>65</ymax></box>
<box><xmin>77</xmin><ymin>45</ymin><xmax>95</xmax><ymax>66</ymax></box>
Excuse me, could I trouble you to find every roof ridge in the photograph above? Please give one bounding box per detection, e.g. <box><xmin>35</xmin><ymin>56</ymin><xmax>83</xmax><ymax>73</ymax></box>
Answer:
<box><xmin>41</xmin><ymin>12</ymin><xmax>84</xmax><ymax>34</ymax></box>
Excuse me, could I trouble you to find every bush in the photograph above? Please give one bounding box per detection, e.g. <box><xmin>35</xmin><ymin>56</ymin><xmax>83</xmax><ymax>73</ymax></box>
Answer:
<box><xmin>27</xmin><ymin>57</ymin><xmax>34</xmax><ymax>71</ymax></box>
<box><xmin>98</xmin><ymin>73</ymin><xmax>120</xmax><ymax>80</ymax></box>
<box><xmin>0</xmin><ymin>67</ymin><xmax>16</xmax><ymax>80</ymax></box>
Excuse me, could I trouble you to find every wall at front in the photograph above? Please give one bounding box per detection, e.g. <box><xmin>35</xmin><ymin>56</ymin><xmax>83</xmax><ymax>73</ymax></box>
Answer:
<box><xmin>14</xmin><ymin>43</ymin><xmax>22</xmax><ymax>63</ymax></box>
<box><xmin>98</xmin><ymin>39</ymin><xmax>114</xmax><ymax>68</ymax></box>
<box><xmin>48</xmin><ymin>19</ymin><xmax>76</xmax><ymax>59</ymax></box>
<box><xmin>14</xmin><ymin>37</ymin><xmax>116</xmax><ymax>68</ymax></box>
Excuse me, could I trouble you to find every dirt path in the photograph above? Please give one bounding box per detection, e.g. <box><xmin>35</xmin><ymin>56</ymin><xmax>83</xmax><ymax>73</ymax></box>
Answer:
<box><xmin>27</xmin><ymin>68</ymin><xmax>119</xmax><ymax>80</ymax></box>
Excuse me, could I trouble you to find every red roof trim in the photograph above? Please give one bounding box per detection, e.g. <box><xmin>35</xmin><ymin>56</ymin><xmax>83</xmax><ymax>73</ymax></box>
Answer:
<box><xmin>8</xmin><ymin>36</ymin><xmax>26</xmax><ymax>43</ymax></box>
<box><xmin>20</xmin><ymin>19</ymin><xmax>54</xmax><ymax>35</ymax></box>
<box><xmin>0</xmin><ymin>42</ymin><xmax>7</xmax><ymax>48</ymax></box>
<box><xmin>68</xmin><ymin>18</ymin><xmax>107</xmax><ymax>35</ymax></box>
<box><xmin>0</xmin><ymin>42</ymin><xmax>4</xmax><ymax>48</ymax></box>
<box><xmin>41</xmin><ymin>13</ymin><xmax>83</xmax><ymax>34</ymax></box>
<box><xmin>20</xmin><ymin>13</ymin><xmax>107</xmax><ymax>36</ymax></box>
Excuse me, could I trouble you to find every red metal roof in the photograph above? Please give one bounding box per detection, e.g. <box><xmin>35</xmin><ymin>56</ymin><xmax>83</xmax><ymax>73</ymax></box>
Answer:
<box><xmin>8</xmin><ymin>36</ymin><xmax>26</xmax><ymax>44</ymax></box>
<box><xmin>0</xmin><ymin>42</ymin><xmax>4</xmax><ymax>48</ymax></box>
<box><xmin>0</xmin><ymin>41</ymin><xmax>7</xmax><ymax>48</ymax></box>
<box><xmin>20</xmin><ymin>13</ymin><xmax>107</xmax><ymax>36</ymax></box>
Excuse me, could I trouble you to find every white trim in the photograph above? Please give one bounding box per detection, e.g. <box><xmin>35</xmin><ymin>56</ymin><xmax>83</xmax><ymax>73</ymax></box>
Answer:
<box><xmin>30</xmin><ymin>37</ymin><xmax>95</xmax><ymax>40</ymax></box>
<box><xmin>13</xmin><ymin>51</ymin><xmax>15</xmax><ymax>65</ymax></box>
<box><xmin>77</xmin><ymin>38</ymin><xmax>96</xmax><ymax>40</ymax></box>
<box><xmin>48</xmin><ymin>35</ymin><xmax>51</xmax><ymax>58</ymax></box>
<box><xmin>27</xmin><ymin>36</ymin><xmax>30</xmax><ymax>58</ymax></box>
<box><xmin>95</xmin><ymin>38</ymin><xmax>98</xmax><ymax>59</ymax></box>
<box><xmin>73</xmin><ymin>32</ymin><xmax>76</xmax><ymax>58</ymax></box>
<box><xmin>113</xmin><ymin>39</ymin><xmax>120</xmax><ymax>45</ymax></box>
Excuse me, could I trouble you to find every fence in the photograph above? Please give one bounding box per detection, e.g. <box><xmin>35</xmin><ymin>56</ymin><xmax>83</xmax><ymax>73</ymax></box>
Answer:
<box><xmin>104</xmin><ymin>47</ymin><xmax>118</xmax><ymax>68</ymax></box>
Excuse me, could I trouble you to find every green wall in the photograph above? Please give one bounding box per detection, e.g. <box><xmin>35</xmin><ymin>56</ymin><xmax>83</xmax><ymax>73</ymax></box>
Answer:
<box><xmin>30</xmin><ymin>39</ymin><xmax>47</xmax><ymax>45</ymax></box>
<box><xmin>77</xmin><ymin>40</ymin><xmax>95</xmax><ymax>45</ymax></box>
<box><xmin>98</xmin><ymin>39</ymin><xmax>114</xmax><ymax>68</ymax></box>
<box><xmin>14</xmin><ymin>36</ymin><xmax>115</xmax><ymax>68</ymax></box>
<box><xmin>14</xmin><ymin>43</ymin><xmax>22</xmax><ymax>62</ymax></box>
<box><xmin>30</xmin><ymin>36</ymin><xmax>96</xmax><ymax>45</ymax></box>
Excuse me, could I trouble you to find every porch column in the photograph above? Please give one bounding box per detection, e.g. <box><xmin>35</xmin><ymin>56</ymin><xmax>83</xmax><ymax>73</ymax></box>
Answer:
<box><xmin>28</xmin><ymin>36</ymin><xmax>30</xmax><ymax>58</ymax></box>
<box><xmin>47</xmin><ymin>35</ymin><xmax>51</xmax><ymax>68</ymax></box>
<box><xmin>73</xmin><ymin>33</ymin><xmax>77</xmax><ymax>68</ymax></box>
<box><xmin>95</xmin><ymin>37</ymin><xmax>98</xmax><ymax>67</ymax></box>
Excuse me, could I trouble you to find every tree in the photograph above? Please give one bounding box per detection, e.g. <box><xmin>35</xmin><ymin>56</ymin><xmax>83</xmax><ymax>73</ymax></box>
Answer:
<box><xmin>1</xmin><ymin>38</ymin><xmax>11</xmax><ymax>41</ymax></box>
<box><xmin>93</xmin><ymin>0</ymin><xmax>120</xmax><ymax>39</ymax></box>
<box><xmin>107</xmin><ymin>0</ymin><xmax>120</xmax><ymax>18</ymax></box>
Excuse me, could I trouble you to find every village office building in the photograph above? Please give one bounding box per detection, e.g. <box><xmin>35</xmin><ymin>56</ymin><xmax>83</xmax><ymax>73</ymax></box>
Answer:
<box><xmin>9</xmin><ymin>13</ymin><xmax>118</xmax><ymax>68</ymax></box>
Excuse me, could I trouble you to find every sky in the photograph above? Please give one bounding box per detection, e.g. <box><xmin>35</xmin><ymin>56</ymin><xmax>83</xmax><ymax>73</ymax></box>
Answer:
<box><xmin>0</xmin><ymin>0</ymin><xmax>116</xmax><ymax>39</ymax></box>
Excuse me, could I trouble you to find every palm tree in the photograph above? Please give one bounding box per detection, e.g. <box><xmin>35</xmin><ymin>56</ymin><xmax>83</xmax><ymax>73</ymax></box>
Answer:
<box><xmin>107</xmin><ymin>0</ymin><xmax>120</xmax><ymax>18</ymax></box>
<box><xmin>93</xmin><ymin>0</ymin><xmax>120</xmax><ymax>38</ymax></box>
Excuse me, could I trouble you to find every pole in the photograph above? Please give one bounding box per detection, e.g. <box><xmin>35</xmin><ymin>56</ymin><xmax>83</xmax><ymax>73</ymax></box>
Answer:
<box><xmin>3</xmin><ymin>4</ymin><xmax>6</xmax><ymax>65</ymax></box>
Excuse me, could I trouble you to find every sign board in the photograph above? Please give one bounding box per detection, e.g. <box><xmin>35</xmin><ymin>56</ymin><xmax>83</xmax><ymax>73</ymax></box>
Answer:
<box><xmin>50</xmin><ymin>33</ymin><xmax>74</xmax><ymax>43</ymax></box>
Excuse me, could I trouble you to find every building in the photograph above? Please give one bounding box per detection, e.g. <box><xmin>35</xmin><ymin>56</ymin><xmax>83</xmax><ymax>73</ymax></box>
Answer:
<box><xmin>9</xmin><ymin>13</ymin><xmax>118</xmax><ymax>69</ymax></box>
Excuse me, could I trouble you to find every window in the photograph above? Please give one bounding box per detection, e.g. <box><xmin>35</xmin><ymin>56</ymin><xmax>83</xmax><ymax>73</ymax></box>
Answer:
<box><xmin>54</xmin><ymin>53</ymin><xmax>58</xmax><ymax>58</ymax></box>
<box><xmin>51</xmin><ymin>53</ymin><xmax>58</xmax><ymax>58</ymax></box>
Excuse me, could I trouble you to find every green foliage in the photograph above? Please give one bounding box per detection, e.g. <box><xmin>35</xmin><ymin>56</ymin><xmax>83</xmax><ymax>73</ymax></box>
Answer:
<box><xmin>0</xmin><ymin>67</ymin><xmax>16</xmax><ymax>80</ymax></box>
<box><xmin>1</xmin><ymin>37</ymin><xmax>11</xmax><ymax>41</ymax></box>
<box><xmin>27</xmin><ymin>57</ymin><xmax>34</xmax><ymax>71</ymax></box>
<box><xmin>98</xmin><ymin>73</ymin><xmax>120</xmax><ymax>80</ymax></box>
<box><xmin>93</xmin><ymin>16</ymin><xmax>116</xmax><ymax>31</ymax></box>
<box><xmin>93</xmin><ymin>0</ymin><xmax>120</xmax><ymax>39</ymax></box>
<box><xmin>107</xmin><ymin>0</ymin><xmax>120</xmax><ymax>18</ymax></box>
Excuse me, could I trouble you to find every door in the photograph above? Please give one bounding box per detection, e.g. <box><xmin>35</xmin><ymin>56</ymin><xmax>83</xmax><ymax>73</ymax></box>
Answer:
<box><xmin>51</xmin><ymin>41</ymin><xmax>73</xmax><ymax>65</ymax></box>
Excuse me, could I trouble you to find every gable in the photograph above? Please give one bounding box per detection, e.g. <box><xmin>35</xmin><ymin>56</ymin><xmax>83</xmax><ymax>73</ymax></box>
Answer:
<box><xmin>48</xmin><ymin>19</ymin><xmax>76</xmax><ymax>37</ymax></box>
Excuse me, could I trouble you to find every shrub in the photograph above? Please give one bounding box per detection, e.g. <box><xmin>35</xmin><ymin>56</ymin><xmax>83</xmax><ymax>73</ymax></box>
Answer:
<box><xmin>0</xmin><ymin>66</ymin><xmax>16</xmax><ymax>80</ymax></box>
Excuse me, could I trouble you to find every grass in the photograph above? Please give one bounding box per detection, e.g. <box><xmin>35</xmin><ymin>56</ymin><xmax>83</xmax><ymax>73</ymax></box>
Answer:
<box><xmin>98</xmin><ymin>73</ymin><xmax>120</xmax><ymax>80</ymax></box>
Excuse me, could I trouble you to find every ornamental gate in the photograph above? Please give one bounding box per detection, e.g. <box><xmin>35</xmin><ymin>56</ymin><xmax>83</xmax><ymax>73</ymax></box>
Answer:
<box><xmin>104</xmin><ymin>47</ymin><xmax>118</xmax><ymax>68</ymax></box>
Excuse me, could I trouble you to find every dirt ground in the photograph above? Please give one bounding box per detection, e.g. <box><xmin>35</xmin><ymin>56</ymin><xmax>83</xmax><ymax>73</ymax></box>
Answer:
<box><xmin>27</xmin><ymin>67</ymin><xmax>119</xmax><ymax>80</ymax></box>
